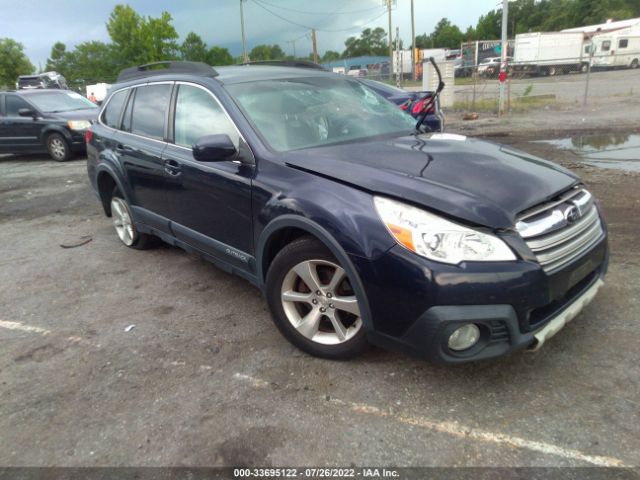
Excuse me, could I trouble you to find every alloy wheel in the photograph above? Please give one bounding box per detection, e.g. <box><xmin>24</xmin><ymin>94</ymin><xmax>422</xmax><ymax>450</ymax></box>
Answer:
<box><xmin>110</xmin><ymin>197</ymin><xmax>136</xmax><ymax>246</ymax></box>
<box><xmin>280</xmin><ymin>259</ymin><xmax>362</xmax><ymax>345</ymax></box>
<box><xmin>49</xmin><ymin>137</ymin><xmax>67</xmax><ymax>160</ymax></box>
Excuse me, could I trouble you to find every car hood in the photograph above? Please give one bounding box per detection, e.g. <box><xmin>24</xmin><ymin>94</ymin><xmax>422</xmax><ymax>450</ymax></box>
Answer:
<box><xmin>282</xmin><ymin>133</ymin><xmax>580</xmax><ymax>229</ymax></box>
<box><xmin>47</xmin><ymin>108</ymin><xmax>99</xmax><ymax>121</ymax></box>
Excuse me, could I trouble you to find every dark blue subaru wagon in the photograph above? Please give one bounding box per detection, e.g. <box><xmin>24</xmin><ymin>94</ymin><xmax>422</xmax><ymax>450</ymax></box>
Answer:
<box><xmin>87</xmin><ymin>61</ymin><xmax>608</xmax><ymax>363</ymax></box>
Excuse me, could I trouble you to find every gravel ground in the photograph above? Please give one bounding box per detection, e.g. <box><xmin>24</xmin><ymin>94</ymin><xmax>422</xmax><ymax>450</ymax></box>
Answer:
<box><xmin>0</xmin><ymin>123</ymin><xmax>639</xmax><ymax>469</ymax></box>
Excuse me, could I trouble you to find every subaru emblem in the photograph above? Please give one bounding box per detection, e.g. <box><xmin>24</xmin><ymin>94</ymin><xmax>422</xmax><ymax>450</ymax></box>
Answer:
<box><xmin>565</xmin><ymin>205</ymin><xmax>580</xmax><ymax>224</ymax></box>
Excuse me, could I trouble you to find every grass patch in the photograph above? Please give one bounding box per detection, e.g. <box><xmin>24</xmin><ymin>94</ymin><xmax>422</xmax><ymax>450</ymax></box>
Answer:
<box><xmin>452</xmin><ymin>96</ymin><xmax>562</xmax><ymax>113</ymax></box>
<box><xmin>454</xmin><ymin>77</ymin><xmax>476</xmax><ymax>86</ymax></box>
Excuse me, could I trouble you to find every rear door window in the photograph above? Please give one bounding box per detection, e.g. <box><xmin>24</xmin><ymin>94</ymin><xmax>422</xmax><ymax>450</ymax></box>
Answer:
<box><xmin>619</xmin><ymin>39</ymin><xmax>628</xmax><ymax>49</ymax></box>
<box><xmin>102</xmin><ymin>90</ymin><xmax>128</xmax><ymax>129</ymax></box>
<box><xmin>602</xmin><ymin>40</ymin><xmax>611</xmax><ymax>52</ymax></box>
<box><xmin>131</xmin><ymin>84</ymin><xmax>172</xmax><ymax>141</ymax></box>
<box><xmin>121</xmin><ymin>89</ymin><xmax>135</xmax><ymax>133</ymax></box>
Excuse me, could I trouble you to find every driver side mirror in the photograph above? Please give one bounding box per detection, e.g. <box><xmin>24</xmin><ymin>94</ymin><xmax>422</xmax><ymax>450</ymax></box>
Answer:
<box><xmin>192</xmin><ymin>134</ymin><xmax>237</xmax><ymax>162</ymax></box>
<box><xmin>18</xmin><ymin>108</ymin><xmax>37</xmax><ymax>119</ymax></box>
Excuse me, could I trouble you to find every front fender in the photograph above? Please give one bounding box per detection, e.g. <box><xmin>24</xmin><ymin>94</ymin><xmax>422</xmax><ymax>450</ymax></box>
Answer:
<box><xmin>40</xmin><ymin>125</ymin><xmax>72</xmax><ymax>145</ymax></box>
<box><xmin>256</xmin><ymin>215</ymin><xmax>375</xmax><ymax>332</ymax></box>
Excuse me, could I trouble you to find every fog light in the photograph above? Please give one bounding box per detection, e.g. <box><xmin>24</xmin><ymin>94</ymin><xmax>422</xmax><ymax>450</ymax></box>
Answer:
<box><xmin>448</xmin><ymin>324</ymin><xmax>480</xmax><ymax>351</ymax></box>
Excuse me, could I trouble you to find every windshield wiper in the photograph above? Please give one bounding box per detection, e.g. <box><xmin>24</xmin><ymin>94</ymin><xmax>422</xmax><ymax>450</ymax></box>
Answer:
<box><xmin>415</xmin><ymin>57</ymin><xmax>445</xmax><ymax>133</ymax></box>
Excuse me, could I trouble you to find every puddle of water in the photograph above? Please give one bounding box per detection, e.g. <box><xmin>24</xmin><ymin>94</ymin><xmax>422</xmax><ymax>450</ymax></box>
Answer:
<box><xmin>534</xmin><ymin>134</ymin><xmax>640</xmax><ymax>172</ymax></box>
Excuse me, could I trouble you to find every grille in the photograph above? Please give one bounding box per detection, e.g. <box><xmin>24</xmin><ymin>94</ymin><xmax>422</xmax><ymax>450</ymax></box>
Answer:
<box><xmin>516</xmin><ymin>188</ymin><xmax>604</xmax><ymax>274</ymax></box>
<box><xmin>488</xmin><ymin>320</ymin><xmax>510</xmax><ymax>344</ymax></box>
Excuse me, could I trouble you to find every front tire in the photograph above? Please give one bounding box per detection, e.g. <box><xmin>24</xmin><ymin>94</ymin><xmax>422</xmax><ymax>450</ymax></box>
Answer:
<box><xmin>110</xmin><ymin>188</ymin><xmax>154</xmax><ymax>250</ymax></box>
<box><xmin>631</xmin><ymin>59</ymin><xmax>639</xmax><ymax>69</ymax></box>
<box><xmin>46</xmin><ymin>133</ymin><xmax>70</xmax><ymax>162</ymax></box>
<box><xmin>266</xmin><ymin>237</ymin><xmax>369</xmax><ymax>359</ymax></box>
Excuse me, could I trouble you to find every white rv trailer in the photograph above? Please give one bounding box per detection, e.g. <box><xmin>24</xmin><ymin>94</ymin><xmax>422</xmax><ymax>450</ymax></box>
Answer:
<box><xmin>591</xmin><ymin>27</ymin><xmax>640</xmax><ymax>69</ymax></box>
<box><xmin>512</xmin><ymin>32</ymin><xmax>588</xmax><ymax>75</ymax></box>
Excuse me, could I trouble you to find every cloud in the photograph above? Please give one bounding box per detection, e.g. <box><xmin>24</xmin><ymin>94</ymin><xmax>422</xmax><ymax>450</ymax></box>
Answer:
<box><xmin>1</xmin><ymin>0</ymin><xmax>498</xmax><ymax>67</ymax></box>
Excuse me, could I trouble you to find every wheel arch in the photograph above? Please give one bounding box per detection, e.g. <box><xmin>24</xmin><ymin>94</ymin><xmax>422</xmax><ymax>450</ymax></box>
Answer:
<box><xmin>95</xmin><ymin>165</ymin><xmax>130</xmax><ymax>217</ymax></box>
<box><xmin>39</xmin><ymin>125</ymin><xmax>73</xmax><ymax>145</ymax></box>
<box><xmin>257</xmin><ymin>215</ymin><xmax>373</xmax><ymax>331</ymax></box>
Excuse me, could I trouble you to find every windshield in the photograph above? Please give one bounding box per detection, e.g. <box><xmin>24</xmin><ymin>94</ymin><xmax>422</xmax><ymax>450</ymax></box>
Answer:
<box><xmin>26</xmin><ymin>91</ymin><xmax>97</xmax><ymax>113</ymax></box>
<box><xmin>227</xmin><ymin>76</ymin><xmax>416</xmax><ymax>152</ymax></box>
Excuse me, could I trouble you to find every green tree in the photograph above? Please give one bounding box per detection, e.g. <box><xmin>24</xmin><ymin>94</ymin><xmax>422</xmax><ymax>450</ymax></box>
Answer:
<box><xmin>475</xmin><ymin>10</ymin><xmax>502</xmax><ymax>40</ymax></box>
<box><xmin>106</xmin><ymin>4</ymin><xmax>179</xmax><ymax>67</ymax></box>
<box><xmin>342</xmin><ymin>27</ymin><xmax>388</xmax><ymax>57</ymax></box>
<box><xmin>249</xmin><ymin>44</ymin><xmax>286</xmax><ymax>61</ymax></box>
<box><xmin>141</xmin><ymin>12</ymin><xmax>179</xmax><ymax>61</ymax></box>
<box><xmin>429</xmin><ymin>18</ymin><xmax>464</xmax><ymax>49</ymax></box>
<box><xmin>68</xmin><ymin>41</ymin><xmax>119</xmax><ymax>84</ymax></box>
<box><xmin>322</xmin><ymin>50</ymin><xmax>341</xmax><ymax>62</ymax></box>
<box><xmin>207</xmin><ymin>46</ymin><xmax>233</xmax><ymax>66</ymax></box>
<box><xmin>0</xmin><ymin>38</ymin><xmax>34</xmax><ymax>88</ymax></box>
<box><xmin>45</xmin><ymin>42</ymin><xmax>68</xmax><ymax>72</ymax></box>
<box><xmin>181</xmin><ymin>32</ymin><xmax>208</xmax><ymax>62</ymax></box>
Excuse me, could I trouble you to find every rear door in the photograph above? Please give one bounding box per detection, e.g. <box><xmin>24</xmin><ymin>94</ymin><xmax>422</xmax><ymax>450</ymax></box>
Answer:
<box><xmin>0</xmin><ymin>94</ymin><xmax>44</xmax><ymax>153</ymax></box>
<box><xmin>161</xmin><ymin>82</ymin><xmax>254</xmax><ymax>263</ymax></box>
<box><xmin>116</xmin><ymin>83</ymin><xmax>173</xmax><ymax>230</ymax></box>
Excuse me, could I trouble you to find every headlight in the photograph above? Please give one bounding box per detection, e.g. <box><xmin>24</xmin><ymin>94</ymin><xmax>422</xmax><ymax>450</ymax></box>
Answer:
<box><xmin>67</xmin><ymin>120</ymin><xmax>91</xmax><ymax>130</ymax></box>
<box><xmin>374</xmin><ymin>196</ymin><xmax>516</xmax><ymax>265</ymax></box>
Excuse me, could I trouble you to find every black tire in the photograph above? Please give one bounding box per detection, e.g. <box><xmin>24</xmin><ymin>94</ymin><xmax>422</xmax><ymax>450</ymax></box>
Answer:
<box><xmin>631</xmin><ymin>59</ymin><xmax>639</xmax><ymax>69</ymax></box>
<box><xmin>548</xmin><ymin>66</ymin><xmax>557</xmax><ymax>76</ymax></box>
<box><xmin>46</xmin><ymin>133</ymin><xmax>71</xmax><ymax>162</ymax></box>
<box><xmin>110</xmin><ymin>187</ymin><xmax>155</xmax><ymax>250</ymax></box>
<box><xmin>580</xmin><ymin>63</ymin><xmax>589</xmax><ymax>73</ymax></box>
<box><xmin>265</xmin><ymin>236</ymin><xmax>369</xmax><ymax>360</ymax></box>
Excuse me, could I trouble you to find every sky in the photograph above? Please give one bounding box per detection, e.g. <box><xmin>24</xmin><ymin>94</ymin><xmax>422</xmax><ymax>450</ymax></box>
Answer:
<box><xmin>0</xmin><ymin>0</ymin><xmax>499</xmax><ymax>68</ymax></box>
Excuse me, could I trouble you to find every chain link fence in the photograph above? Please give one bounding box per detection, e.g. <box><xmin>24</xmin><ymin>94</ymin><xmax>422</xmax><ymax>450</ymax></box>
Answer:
<box><xmin>331</xmin><ymin>36</ymin><xmax>640</xmax><ymax>127</ymax></box>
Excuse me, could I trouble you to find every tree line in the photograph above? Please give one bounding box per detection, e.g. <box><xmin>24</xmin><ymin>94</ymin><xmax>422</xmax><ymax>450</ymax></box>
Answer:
<box><xmin>415</xmin><ymin>0</ymin><xmax>640</xmax><ymax>49</ymax></box>
<box><xmin>1</xmin><ymin>0</ymin><xmax>639</xmax><ymax>88</ymax></box>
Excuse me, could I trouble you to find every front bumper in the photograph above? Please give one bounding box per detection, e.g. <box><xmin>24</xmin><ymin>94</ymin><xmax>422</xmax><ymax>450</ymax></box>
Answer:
<box><xmin>358</xmin><ymin>234</ymin><xmax>608</xmax><ymax>363</ymax></box>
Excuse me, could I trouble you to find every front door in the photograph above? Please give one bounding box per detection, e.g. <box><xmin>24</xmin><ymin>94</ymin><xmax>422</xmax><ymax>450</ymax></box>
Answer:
<box><xmin>162</xmin><ymin>83</ymin><xmax>254</xmax><ymax>266</ymax></box>
<box><xmin>0</xmin><ymin>94</ymin><xmax>43</xmax><ymax>153</ymax></box>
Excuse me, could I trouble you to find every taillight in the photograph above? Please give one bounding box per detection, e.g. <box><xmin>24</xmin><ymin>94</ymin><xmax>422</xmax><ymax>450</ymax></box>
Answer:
<box><xmin>85</xmin><ymin>128</ymin><xmax>93</xmax><ymax>143</ymax></box>
<box><xmin>400</xmin><ymin>101</ymin><xmax>410</xmax><ymax>111</ymax></box>
<box><xmin>412</xmin><ymin>98</ymin><xmax>435</xmax><ymax>115</ymax></box>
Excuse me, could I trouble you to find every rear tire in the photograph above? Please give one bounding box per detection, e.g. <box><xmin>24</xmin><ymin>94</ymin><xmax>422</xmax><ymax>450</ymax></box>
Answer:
<box><xmin>265</xmin><ymin>237</ymin><xmax>369</xmax><ymax>360</ymax></box>
<box><xmin>46</xmin><ymin>133</ymin><xmax>70</xmax><ymax>162</ymax></box>
<box><xmin>631</xmin><ymin>59</ymin><xmax>639</xmax><ymax>69</ymax></box>
<box><xmin>110</xmin><ymin>187</ymin><xmax>154</xmax><ymax>250</ymax></box>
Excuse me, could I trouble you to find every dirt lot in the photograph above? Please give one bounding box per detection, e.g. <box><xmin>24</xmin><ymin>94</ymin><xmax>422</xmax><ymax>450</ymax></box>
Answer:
<box><xmin>1</xmin><ymin>122</ymin><xmax>639</xmax><ymax>468</ymax></box>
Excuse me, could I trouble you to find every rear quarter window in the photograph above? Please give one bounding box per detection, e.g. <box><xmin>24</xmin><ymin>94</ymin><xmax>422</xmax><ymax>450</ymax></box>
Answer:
<box><xmin>102</xmin><ymin>90</ymin><xmax>128</xmax><ymax>129</ymax></box>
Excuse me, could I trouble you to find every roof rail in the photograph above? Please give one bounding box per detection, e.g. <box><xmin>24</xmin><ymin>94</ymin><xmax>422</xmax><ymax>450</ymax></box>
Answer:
<box><xmin>241</xmin><ymin>60</ymin><xmax>328</xmax><ymax>71</ymax></box>
<box><xmin>116</xmin><ymin>61</ymin><xmax>218</xmax><ymax>83</ymax></box>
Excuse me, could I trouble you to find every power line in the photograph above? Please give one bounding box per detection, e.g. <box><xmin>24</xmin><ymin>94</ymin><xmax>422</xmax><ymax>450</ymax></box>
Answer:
<box><xmin>251</xmin><ymin>0</ymin><xmax>387</xmax><ymax>33</ymax></box>
<box><xmin>254</xmin><ymin>0</ymin><xmax>383</xmax><ymax>16</ymax></box>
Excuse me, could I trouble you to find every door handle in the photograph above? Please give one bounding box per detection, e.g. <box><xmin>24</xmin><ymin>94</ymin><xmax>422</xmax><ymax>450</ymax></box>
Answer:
<box><xmin>164</xmin><ymin>159</ymin><xmax>181</xmax><ymax>176</ymax></box>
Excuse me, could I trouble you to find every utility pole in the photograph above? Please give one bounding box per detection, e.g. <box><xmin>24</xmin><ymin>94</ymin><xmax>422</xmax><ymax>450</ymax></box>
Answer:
<box><xmin>386</xmin><ymin>0</ymin><xmax>393</xmax><ymax>77</ymax></box>
<box><xmin>240</xmin><ymin>0</ymin><xmax>249</xmax><ymax>63</ymax></box>
<box><xmin>311</xmin><ymin>29</ymin><xmax>318</xmax><ymax>64</ymax></box>
<box><xmin>411</xmin><ymin>0</ymin><xmax>416</xmax><ymax>80</ymax></box>
<box><xmin>395</xmin><ymin>27</ymin><xmax>402</xmax><ymax>88</ymax></box>
<box><xmin>498</xmin><ymin>0</ymin><xmax>508</xmax><ymax>116</ymax></box>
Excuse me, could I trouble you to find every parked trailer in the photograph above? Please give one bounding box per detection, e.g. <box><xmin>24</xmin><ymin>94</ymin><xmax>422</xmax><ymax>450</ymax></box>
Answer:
<box><xmin>457</xmin><ymin>40</ymin><xmax>515</xmax><ymax>76</ymax></box>
<box><xmin>591</xmin><ymin>29</ymin><xmax>640</xmax><ymax>69</ymax></box>
<box><xmin>513</xmin><ymin>32</ymin><xmax>588</xmax><ymax>75</ymax></box>
<box><xmin>85</xmin><ymin>83</ymin><xmax>111</xmax><ymax>104</ymax></box>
